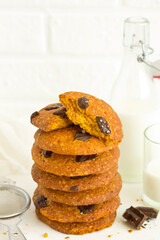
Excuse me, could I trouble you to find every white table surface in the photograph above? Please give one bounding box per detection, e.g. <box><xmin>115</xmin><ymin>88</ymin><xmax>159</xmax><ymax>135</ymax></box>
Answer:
<box><xmin>0</xmin><ymin>174</ymin><xmax>160</xmax><ymax>240</ymax></box>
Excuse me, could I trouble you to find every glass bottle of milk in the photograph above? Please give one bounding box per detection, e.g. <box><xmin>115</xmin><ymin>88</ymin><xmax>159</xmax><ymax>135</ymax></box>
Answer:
<box><xmin>110</xmin><ymin>17</ymin><xmax>160</xmax><ymax>183</ymax></box>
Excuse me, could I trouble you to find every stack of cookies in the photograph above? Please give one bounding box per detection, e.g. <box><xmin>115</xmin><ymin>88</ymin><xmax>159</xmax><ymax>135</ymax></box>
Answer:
<box><xmin>31</xmin><ymin>91</ymin><xmax>123</xmax><ymax>235</ymax></box>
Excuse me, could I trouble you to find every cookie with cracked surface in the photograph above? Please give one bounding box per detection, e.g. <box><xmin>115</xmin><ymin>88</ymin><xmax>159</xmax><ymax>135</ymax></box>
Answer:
<box><xmin>59</xmin><ymin>91</ymin><xmax>123</xmax><ymax>146</ymax></box>
<box><xmin>33</xmin><ymin>188</ymin><xmax>120</xmax><ymax>222</ymax></box>
<box><xmin>36</xmin><ymin>173</ymin><xmax>122</xmax><ymax>206</ymax></box>
<box><xmin>34</xmin><ymin>126</ymin><xmax>116</xmax><ymax>155</ymax></box>
<box><xmin>30</xmin><ymin>103</ymin><xmax>72</xmax><ymax>132</ymax></box>
<box><xmin>35</xmin><ymin>209</ymin><xmax>116</xmax><ymax>235</ymax></box>
<box><xmin>31</xmin><ymin>164</ymin><xmax>118</xmax><ymax>192</ymax></box>
<box><xmin>31</xmin><ymin>143</ymin><xmax>119</xmax><ymax>176</ymax></box>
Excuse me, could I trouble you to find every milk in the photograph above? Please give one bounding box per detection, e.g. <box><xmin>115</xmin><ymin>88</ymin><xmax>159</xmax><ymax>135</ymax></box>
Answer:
<box><xmin>116</xmin><ymin>99</ymin><xmax>160</xmax><ymax>183</ymax></box>
<box><xmin>143</xmin><ymin>159</ymin><xmax>160</xmax><ymax>203</ymax></box>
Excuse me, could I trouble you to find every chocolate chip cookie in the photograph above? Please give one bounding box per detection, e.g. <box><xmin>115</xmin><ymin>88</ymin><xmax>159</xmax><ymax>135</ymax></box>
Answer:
<box><xmin>31</xmin><ymin>143</ymin><xmax>119</xmax><ymax>176</ymax></box>
<box><xmin>59</xmin><ymin>92</ymin><xmax>123</xmax><ymax>146</ymax></box>
<box><xmin>32</xmin><ymin>143</ymin><xmax>119</xmax><ymax>177</ymax></box>
<box><xmin>31</xmin><ymin>164</ymin><xmax>118</xmax><ymax>192</ymax></box>
<box><xmin>34</xmin><ymin>125</ymin><xmax>116</xmax><ymax>155</ymax></box>
<box><xmin>36</xmin><ymin>210</ymin><xmax>116</xmax><ymax>235</ymax></box>
<box><xmin>36</xmin><ymin>173</ymin><xmax>122</xmax><ymax>206</ymax></box>
<box><xmin>33</xmin><ymin>188</ymin><xmax>120</xmax><ymax>222</ymax></box>
<box><xmin>31</xmin><ymin>103</ymin><xmax>72</xmax><ymax>132</ymax></box>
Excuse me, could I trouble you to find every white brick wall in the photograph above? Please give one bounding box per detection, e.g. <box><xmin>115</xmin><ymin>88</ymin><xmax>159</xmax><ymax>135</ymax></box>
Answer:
<box><xmin>49</xmin><ymin>13</ymin><xmax>124</xmax><ymax>56</ymax></box>
<box><xmin>0</xmin><ymin>0</ymin><xmax>121</xmax><ymax>7</ymax></box>
<box><xmin>0</xmin><ymin>58</ymin><xmax>120</xmax><ymax>102</ymax></box>
<box><xmin>0</xmin><ymin>12</ymin><xmax>46</xmax><ymax>54</ymax></box>
<box><xmin>0</xmin><ymin>1</ymin><xmax>159</xmax><ymax>103</ymax></box>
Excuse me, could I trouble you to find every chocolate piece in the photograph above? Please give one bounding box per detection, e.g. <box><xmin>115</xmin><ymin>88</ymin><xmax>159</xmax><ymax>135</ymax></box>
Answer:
<box><xmin>78</xmin><ymin>205</ymin><xmax>95</xmax><ymax>214</ymax></box>
<box><xmin>136</xmin><ymin>207</ymin><xmax>159</xmax><ymax>219</ymax></box>
<box><xmin>42</xmin><ymin>150</ymin><xmax>52</xmax><ymax>158</ymax></box>
<box><xmin>75</xmin><ymin>154</ymin><xmax>97</xmax><ymax>162</ymax></box>
<box><xmin>74</xmin><ymin>132</ymin><xmax>92</xmax><ymax>141</ymax></box>
<box><xmin>53</xmin><ymin>107</ymin><xmax>67</xmax><ymax>119</ymax></box>
<box><xmin>70</xmin><ymin>175</ymin><xmax>90</xmax><ymax>180</ymax></box>
<box><xmin>74</xmin><ymin>129</ymin><xmax>92</xmax><ymax>141</ymax></box>
<box><xmin>96</xmin><ymin>116</ymin><xmax>111</xmax><ymax>134</ymax></box>
<box><xmin>78</xmin><ymin>96</ymin><xmax>89</xmax><ymax>109</ymax></box>
<box><xmin>123</xmin><ymin>206</ymin><xmax>147</xmax><ymax>229</ymax></box>
<box><xmin>70</xmin><ymin>185</ymin><xmax>79</xmax><ymax>192</ymax></box>
<box><xmin>45</xmin><ymin>103</ymin><xmax>63</xmax><ymax>111</ymax></box>
<box><xmin>34</xmin><ymin>195</ymin><xmax>47</xmax><ymax>210</ymax></box>
<box><xmin>30</xmin><ymin>111</ymin><xmax>39</xmax><ymax>122</ymax></box>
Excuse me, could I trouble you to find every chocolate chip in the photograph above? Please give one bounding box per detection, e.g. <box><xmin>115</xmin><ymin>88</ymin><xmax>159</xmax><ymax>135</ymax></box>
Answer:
<box><xmin>74</xmin><ymin>129</ymin><xmax>92</xmax><ymax>141</ymax></box>
<box><xmin>74</xmin><ymin>132</ymin><xmax>92</xmax><ymax>141</ymax></box>
<box><xmin>30</xmin><ymin>111</ymin><xmax>39</xmax><ymax>122</ymax></box>
<box><xmin>136</xmin><ymin>207</ymin><xmax>159</xmax><ymax>219</ymax></box>
<box><xmin>70</xmin><ymin>185</ymin><xmax>79</xmax><ymax>192</ymax></box>
<box><xmin>75</xmin><ymin>154</ymin><xmax>97</xmax><ymax>162</ymax></box>
<box><xmin>123</xmin><ymin>206</ymin><xmax>148</xmax><ymax>229</ymax></box>
<box><xmin>34</xmin><ymin>195</ymin><xmax>47</xmax><ymax>210</ymax></box>
<box><xmin>70</xmin><ymin>175</ymin><xmax>90</xmax><ymax>180</ymax></box>
<box><xmin>96</xmin><ymin>116</ymin><xmax>111</xmax><ymax>134</ymax></box>
<box><xmin>53</xmin><ymin>107</ymin><xmax>67</xmax><ymax>119</ymax></box>
<box><xmin>78</xmin><ymin>205</ymin><xmax>95</xmax><ymax>214</ymax></box>
<box><xmin>78</xmin><ymin>96</ymin><xmax>89</xmax><ymax>109</ymax></box>
<box><xmin>45</xmin><ymin>103</ymin><xmax>63</xmax><ymax>111</ymax></box>
<box><xmin>42</xmin><ymin>150</ymin><xmax>52</xmax><ymax>158</ymax></box>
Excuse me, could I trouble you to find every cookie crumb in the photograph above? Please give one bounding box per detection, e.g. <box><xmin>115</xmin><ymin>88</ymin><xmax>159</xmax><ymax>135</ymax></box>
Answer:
<box><xmin>108</xmin><ymin>235</ymin><xmax>112</xmax><ymax>237</ymax></box>
<box><xmin>3</xmin><ymin>232</ymin><xmax>7</xmax><ymax>235</ymax></box>
<box><xmin>65</xmin><ymin>237</ymin><xmax>70</xmax><ymax>239</ymax></box>
<box><xmin>136</xmin><ymin>199</ymin><xmax>139</xmax><ymax>201</ymax></box>
<box><xmin>128</xmin><ymin>229</ymin><xmax>133</xmax><ymax>233</ymax></box>
<box><xmin>44</xmin><ymin>233</ymin><xmax>48</xmax><ymax>238</ymax></box>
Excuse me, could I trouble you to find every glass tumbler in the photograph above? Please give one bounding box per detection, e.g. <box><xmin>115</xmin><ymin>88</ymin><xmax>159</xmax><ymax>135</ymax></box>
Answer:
<box><xmin>143</xmin><ymin>123</ymin><xmax>160</xmax><ymax>209</ymax></box>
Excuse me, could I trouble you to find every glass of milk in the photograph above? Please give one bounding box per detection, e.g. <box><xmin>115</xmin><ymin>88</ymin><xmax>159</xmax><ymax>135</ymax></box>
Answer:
<box><xmin>143</xmin><ymin>123</ymin><xmax>160</xmax><ymax>209</ymax></box>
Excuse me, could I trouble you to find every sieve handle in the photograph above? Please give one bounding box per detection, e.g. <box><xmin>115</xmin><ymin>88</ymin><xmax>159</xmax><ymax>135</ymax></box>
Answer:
<box><xmin>8</xmin><ymin>224</ymin><xmax>27</xmax><ymax>240</ymax></box>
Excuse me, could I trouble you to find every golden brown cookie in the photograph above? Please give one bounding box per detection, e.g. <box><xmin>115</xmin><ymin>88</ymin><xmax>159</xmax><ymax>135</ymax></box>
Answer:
<box><xmin>30</xmin><ymin>103</ymin><xmax>72</xmax><ymax>132</ymax></box>
<box><xmin>59</xmin><ymin>92</ymin><xmax>123</xmax><ymax>146</ymax></box>
<box><xmin>32</xmin><ymin>143</ymin><xmax>119</xmax><ymax>176</ymax></box>
<box><xmin>31</xmin><ymin>164</ymin><xmax>118</xmax><ymax>192</ymax></box>
<box><xmin>36</xmin><ymin>173</ymin><xmax>122</xmax><ymax>206</ymax></box>
<box><xmin>36</xmin><ymin>209</ymin><xmax>116</xmax><ymax>235</ymax></box>
<box><xmin>34</xmin><ymin>126</ymin><xmax>115</xmax><ymax>155</ymax></box>
<box><xmin>33</xmin><ymin>188</ymin><xmax>120</xmax><ymax>223</ymax></box>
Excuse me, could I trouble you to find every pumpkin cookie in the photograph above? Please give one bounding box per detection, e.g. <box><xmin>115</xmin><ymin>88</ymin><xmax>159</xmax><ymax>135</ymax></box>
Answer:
<box><xmin>36</xmin><ymin>173</ymin><xmax>122</xmax><ymax>206</ymax></box>
<box><xmin>59</xmin><ymin>92</ymin><xmax>123</xmax><ymax>146</ymax></box>
<box><xmin>34</xmin><ymin>126</ymin><xmax>116</xmax><ymax>155</ymax></box>
<box><xmin>36</xmin><ymin>209</ymin><xmax>116</xmax><ymax>235</ymax></box>
<box><xmin>31</xmin><ymin>164</ymin><xmax>118</xmax><ymax>192</ymax></box>
<box><xmin>33</xmin><ymin>188</ymin><xmax>120</xmax><ymax>222</ymax></box>
<box><xmin>30</xmin><ymin>103</ymin><xmax>72</xmax><ymax>132</ymax></box>
<box><xmin>31</xmin><ymin>143</ymin><xmax>119</xmax><ymax>176</ymax></box>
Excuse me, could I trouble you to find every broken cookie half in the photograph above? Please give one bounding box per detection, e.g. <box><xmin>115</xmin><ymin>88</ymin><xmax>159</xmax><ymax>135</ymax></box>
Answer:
<box><xmin>59</xmin><ymin>91</ymin><xmax>123</xmax><ymax>148</ymax></box>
